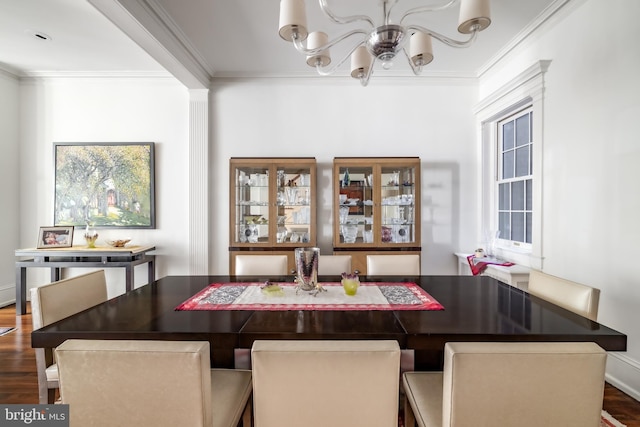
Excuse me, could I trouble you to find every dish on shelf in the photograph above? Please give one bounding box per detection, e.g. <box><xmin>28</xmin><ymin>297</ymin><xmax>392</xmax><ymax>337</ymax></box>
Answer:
<box><xmin>243</xmin><ymin>215</ymin><xmax>265</xmax><ymax>224</ymax></box>
<box><xmin>106</xmin><ymin>239</ymin><xmax>131</xmax><ymax>248</ymax></box>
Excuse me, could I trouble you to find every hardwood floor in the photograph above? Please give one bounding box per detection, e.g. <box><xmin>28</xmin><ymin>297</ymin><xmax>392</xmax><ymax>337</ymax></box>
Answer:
<box><xmin>1</xmin><ymin>303</ymin><xmax>639</xmax><ymax>426</ymax></box>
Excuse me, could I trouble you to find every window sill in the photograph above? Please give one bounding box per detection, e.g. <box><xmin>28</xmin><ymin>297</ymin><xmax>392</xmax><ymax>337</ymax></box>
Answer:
<box><xmin>454</xmin><ymin>252</ymin><xmax>531</xmax><ymax>290</ymax></box>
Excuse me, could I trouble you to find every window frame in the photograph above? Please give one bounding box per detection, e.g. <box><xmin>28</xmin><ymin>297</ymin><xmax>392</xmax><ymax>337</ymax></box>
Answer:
<box><xmin>474</xmin><ymin>61</ymin><xmax>549</xmax><ymax>270</ymax></box>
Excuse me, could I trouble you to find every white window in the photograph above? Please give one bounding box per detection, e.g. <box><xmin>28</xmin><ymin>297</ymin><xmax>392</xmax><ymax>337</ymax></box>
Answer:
<box><xmin>475</xmin><ymin>60</ymin><xmax>549</xmax><ymax>269</ymax></box>
<box><xmin>497</xmin><ymin>107</ymin><xmax>533</xmax><ymax>247</ymax></box>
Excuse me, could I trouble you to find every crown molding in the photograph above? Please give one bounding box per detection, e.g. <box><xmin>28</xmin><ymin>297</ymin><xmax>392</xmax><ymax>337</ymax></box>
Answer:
<box><xmin>210</xmin><ymin>69</ymin><xmax>480</xmax><ymax>88</ymax></box>
<box><xmin>142</xmin><ymin>0</ymin><xmax>214</xmax><ymax>77</ymax></box>
<box><xmin>0</xmin><ymin>64</ymin><xmax>20</xmax><ymax>80</ymax></box>
<box><xmin>17</xmin><ymin>70</ymin><xmax>174</xmax><ymax>80</ymax></box>
<box><xmin>477</xmin><ymin>0</ymin><xmax>579</xmax><ymax>77</ymax></box>
<box><xmin>88</xmin><ymin>0</ymin><xmax>211</xmax><ymax>89</ymax></box>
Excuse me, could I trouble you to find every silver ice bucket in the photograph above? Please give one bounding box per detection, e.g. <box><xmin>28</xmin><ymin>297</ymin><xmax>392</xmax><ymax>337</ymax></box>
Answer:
<box><xmin>294</xmin><ymin>247</ymin><xmax>319</xmax><ymax>291</ymax></box>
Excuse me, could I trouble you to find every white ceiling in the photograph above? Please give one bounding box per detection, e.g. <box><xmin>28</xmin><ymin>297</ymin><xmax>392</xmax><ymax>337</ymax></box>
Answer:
<box><xmin>0</xmin><ymin>0</ymin><xmax>560</xmax><ymax>82</ymax></box>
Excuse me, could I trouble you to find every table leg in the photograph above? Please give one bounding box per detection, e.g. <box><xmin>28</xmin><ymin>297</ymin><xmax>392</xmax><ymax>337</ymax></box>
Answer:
<box><xmin>15</xmin><ymin>267</ymin><xmax>27</xmax><ymax>315</ymax></box>
<box><xmin>50</xmin><ymin>268</ymin><xmax>60</xmax><ymax>283</ymax></box>
<box><xmin>124</xmin><ymin>265</ymin><xmax>133</xmax><ymax>292</ymax></box>
<box><xmin>148</xmin><ymin>258</ymin><xmax>155</xmax><ymax>284</ymax></box>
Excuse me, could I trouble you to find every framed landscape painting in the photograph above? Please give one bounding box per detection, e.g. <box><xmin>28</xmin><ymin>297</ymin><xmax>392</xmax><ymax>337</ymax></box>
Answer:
<box><xmin>54</xmin><ymin>142</ymin><xmax>156</xmax><ymax>228</ymax></box>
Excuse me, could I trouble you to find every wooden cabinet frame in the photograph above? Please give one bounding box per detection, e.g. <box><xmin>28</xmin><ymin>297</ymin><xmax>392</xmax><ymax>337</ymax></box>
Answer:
<box><xmin>332</xmin><ymin>157</ymin><xmax>421</xmax><ymax>274</ymax></box>
<box><xmin>229</xmin><ymin>158</ymin><xmax>316</xmax><ymax>274</ymax></box>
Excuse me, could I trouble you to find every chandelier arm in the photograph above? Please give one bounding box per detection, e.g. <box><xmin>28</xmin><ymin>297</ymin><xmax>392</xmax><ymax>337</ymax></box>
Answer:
<box><xmin>314</xmin><ymin>41</ymin><xmax>367</xmax><ymax>77</ymax></box>
<box><xmin>406</xmin><ymin>25</ymin><xmax>479</xmax><ymax>48</ymax></box>
<box><xmin>383</xmin><ymin>0</ymin><xmax>396</xmax><ymax>26</ymax></box>
<box><xmin>319</xmin><ymin>0</ymin><xmax>375</xmax><ymax>28</ymax></box>
<box><xmin>399</xmin><ymin>0</ymin><xmax>459</xmax><ymax>25</ymax></box>
<box><xmin>292</xmin><ymin>29</ymin><xmax>369</xmax><ymax>56</ymax></box>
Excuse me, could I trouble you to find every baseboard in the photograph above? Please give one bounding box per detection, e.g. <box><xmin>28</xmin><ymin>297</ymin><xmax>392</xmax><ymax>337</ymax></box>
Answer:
<box><xmin>0</xmin><ymin>283</ymin><xmax>15</xmax><ymax>308</ymax></box>
<box><xmin>606</xmin><ymin>352</ymin><xmax>640</xmax><ymax>402</ymax></box>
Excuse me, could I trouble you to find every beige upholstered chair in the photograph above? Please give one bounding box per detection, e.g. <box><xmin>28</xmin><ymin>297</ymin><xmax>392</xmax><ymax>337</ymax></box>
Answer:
<box><xmin>30</xmin><ymin>270</ymin><xmax>108</xmax><ymax>404</ymax></box>
<box><xmin>318</xmin><ymin>254</ymin><xmax>352</xmax><ymax>275</ymax></box>
<box><xmin>252</xmin><ymin>340</ymin><xmax>400</xmax><ymax>427</ymax></box>
<box><xmin>56</xmin><ymin>339</ymin><xmax>252</xmax><ymax>427</ymax></box>
<box><xmin>403</xmin><ymin>342</ymin><xmax>607</xmax><ymax>427</ymax></box>
<box><xmin>527</xmin><ymin>269</ymin><xmax>600</xmax><ymax>321</ymax></box>
<box><xmin>366</xmin><ymin>254</ymin><xmax>420</xmax><ymax>276</ymax></box>
<box><xmin>234</xmin><ymin>255</ymin><xmax>288</xmax><ymax>276</ymax></box>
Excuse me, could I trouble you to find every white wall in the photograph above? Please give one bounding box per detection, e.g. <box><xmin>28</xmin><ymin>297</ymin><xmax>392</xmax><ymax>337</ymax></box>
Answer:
<box><xmin>0</xmin><ymin>71</ymin><xmax>20</xmax><ymax>307</ymax></box>
<box><xmin>18</xmin><ymin>77</ymin><xmax>190</xmax><ymax>298</ymax></box>
<box><xmin>480</xmin><ymin>0</ymin><xmax>640</xmax><ymax>399</ymax></box>
<box><xmin>210</xmin><ymin>78</ymin><xmax>480</xmax><ymax>275</ymax></box>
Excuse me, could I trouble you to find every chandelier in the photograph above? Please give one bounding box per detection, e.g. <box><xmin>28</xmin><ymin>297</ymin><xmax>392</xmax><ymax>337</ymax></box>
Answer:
<box><xmin>278</xmin><ymin>0</ymin><xmax>491</xmax><ymax>86</ymax></box>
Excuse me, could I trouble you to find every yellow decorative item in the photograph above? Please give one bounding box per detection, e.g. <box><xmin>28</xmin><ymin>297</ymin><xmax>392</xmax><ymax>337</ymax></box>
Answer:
<box><xmin>341</xmin><ymin>272</ymin><xmax>360</xmax><ymax>296</ymax></box>
<box><xmin>260</xmin><ymin>281</ymin><xmax>284</xmax><ymax>297</ymax></box>
<box><xmin>84</xmin><ymin>223</ymin><xmax>98</xmax><ymax>248</ymax></box>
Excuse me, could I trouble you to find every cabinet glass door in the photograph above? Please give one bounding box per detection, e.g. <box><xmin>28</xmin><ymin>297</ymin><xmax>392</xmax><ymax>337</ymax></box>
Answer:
<box><xmin>380</xmin><ymin>165</ymin><xmax>417</xmax><ymax>244</ymax></box>
<box><xmin>337</xmin><ymin>165</ymin><xmax>374</xmax><ymax>245</ymax></box>
<box><xmin>333</xmin><ymin>157</ymin><xmax>420</xmax><ymax>249</ymax></box>
<box><xmin>276</xmin><ymin>165</ymin><xmax>313</xmax><ymax>245</ymax></box>
<box><xmin>233</xmin><ymin>165</ymin><xmax>271</xmax><ymax>245</ymax></box>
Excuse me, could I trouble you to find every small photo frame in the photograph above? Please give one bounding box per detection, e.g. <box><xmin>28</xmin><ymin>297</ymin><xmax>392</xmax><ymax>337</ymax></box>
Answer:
<box><xmin>37</xmin><ymin>226</ymin><xmax>74</xmax><ymax>249</ymax></box>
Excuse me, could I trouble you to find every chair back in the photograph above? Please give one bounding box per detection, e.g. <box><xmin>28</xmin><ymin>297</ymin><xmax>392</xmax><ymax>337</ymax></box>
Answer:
<box><xmin>234</xmin><ymin>255</ymin><xmax>288</xmax><ymax>276</ymax></box>
<box><xmin>442</xmin><ymin>342</ymin><xmax>606</xmax><ymax>427</ymax></box>
<box><xmin>528</xmin><ymin>269</ymin><xmax>600</xmax><ymax>320</ymax></box>
<box><xmin>366</xmin><ymin>254</ymin><xmax>420</xmax><ymax>276</ymax></box>
<box><xmin>30</xmin><ymin>270</ymin><xmax>109</xmax><ymax>404</ymax></box>
<box><xmin>31</xmin><ymin>270</ymin><xmax>108</xmax><ymax>329</ymax></box>
<box><xmin>251</xmin><ymin>340</ymin><xmax>400</xmax><ymax>427</ymax></box>
<box><xmin>318</xmin><ymin>255</ymin><xmax>352</xmax><ymax>275</ymax></box>
<box><xmin>56</xmin><ymin>339</ymin><xmax>213</xmax><ymax>427</ymax></box>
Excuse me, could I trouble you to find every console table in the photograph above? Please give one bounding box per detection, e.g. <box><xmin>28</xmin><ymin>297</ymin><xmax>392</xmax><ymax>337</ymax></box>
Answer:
<box><xmin>15</xmin><ymin>245</ymin><xmax>156</xmax><ymax>315</ymax></box>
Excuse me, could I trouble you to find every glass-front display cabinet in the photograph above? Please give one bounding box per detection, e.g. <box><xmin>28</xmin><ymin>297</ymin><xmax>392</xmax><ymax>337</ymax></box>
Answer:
<box><xmin>229</xmin><ymin>158</ymin><xmax>316</xmax><ymax>273</ymax></box>
<box><xmin>332</xmin><ymin>157</ymin><xmax>421</xmax><ymax>273</ymax></box>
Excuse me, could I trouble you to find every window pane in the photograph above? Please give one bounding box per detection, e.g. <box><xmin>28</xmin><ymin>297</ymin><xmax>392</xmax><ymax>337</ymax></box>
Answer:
<box><xmin>499</xmin><ymin>183</ymin><xmax>510</xmax><ymax>210</ymax></box>
<box><xmin>502</xmin><ymin>151</ymin><xmax>514</xmax><ymax>179</ymax></box>
<box><xmin>496</xmin><ymin>108</ymin><xmax>533</xmax><ymax>248</ymax></box>
<box><xmin>511</xmin><ymin>212</ymin><xmax>525</xmax><ymax>242</ymax></box>
<box><xmin>515</xmin><ymin>146</ymin><xmax>529</xmax><ymax>177</ymax></box>
<box><xmin>503</xmin><ymin>121</ymin><xmax>514</xmax><ymax>150</ymax></box>
<box><xmin>499</xmin><ymin>212</ymin><xmax>510</xmax><ymax>240</ymax></box>
<box><xmin>511</xmin><ymin>181</ymin><xmax>525</xmax><ymax>210</ymax></box>
<box><xmin>516</xmin><ymin>114</ymin><xmax>529</xmax><ymax>146</ymax></box>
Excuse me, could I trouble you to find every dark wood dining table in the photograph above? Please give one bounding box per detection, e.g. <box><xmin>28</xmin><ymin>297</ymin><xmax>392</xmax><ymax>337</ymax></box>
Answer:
<box><xmin>31</xmin><ymin>275</ymin><xmax>627</xmax><ymax>370</ymax></box>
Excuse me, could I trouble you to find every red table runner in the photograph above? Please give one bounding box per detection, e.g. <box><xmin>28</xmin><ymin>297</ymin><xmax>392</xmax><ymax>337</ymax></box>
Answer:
<box><xmin>176</xmin><ymin>282</ymin><xmax>444</xmax><ymax>311</ymax></box>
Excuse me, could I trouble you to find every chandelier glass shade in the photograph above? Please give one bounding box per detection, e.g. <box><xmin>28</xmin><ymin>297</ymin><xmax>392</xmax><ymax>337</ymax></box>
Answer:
<box><xmin>279</xmin><ymin>0</ymin><xmax>491</xmax><ymax>86</ymax></box>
